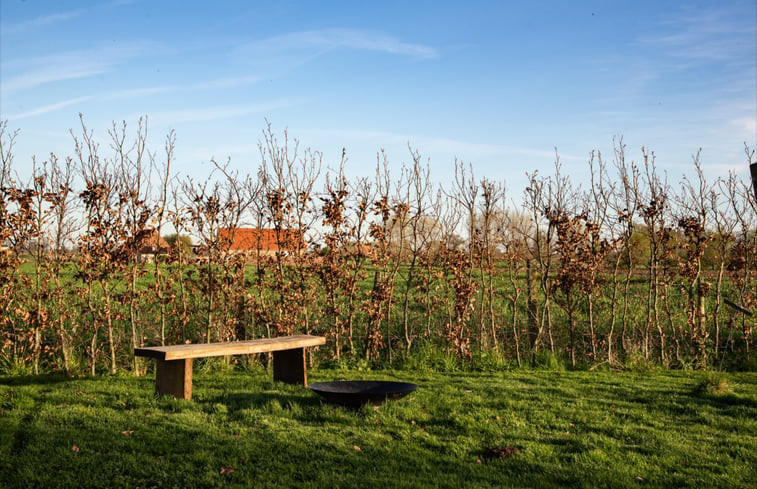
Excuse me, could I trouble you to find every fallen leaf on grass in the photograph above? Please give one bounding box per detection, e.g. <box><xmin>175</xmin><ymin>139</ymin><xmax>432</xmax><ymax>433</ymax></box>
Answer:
<box><xmin>121</xmin><ymin>431</ymin><xmax>134</xmax><ymax>436</ymax></box>
<box><xmin>220</xmin><ymin>467</ymin><xmax>234</xmax><ymax>475</ymax></box>
<box><xmin>353</xmin><ymin>445</ymin><xmax>361</xmax><ymax>451</ymax></box>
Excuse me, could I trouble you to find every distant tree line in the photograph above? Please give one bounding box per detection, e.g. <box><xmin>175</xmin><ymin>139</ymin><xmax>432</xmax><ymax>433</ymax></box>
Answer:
<box><xmin>0</xmin><ymin>117</ymin><xmax>755</xmax><ymax>375</ymax></box>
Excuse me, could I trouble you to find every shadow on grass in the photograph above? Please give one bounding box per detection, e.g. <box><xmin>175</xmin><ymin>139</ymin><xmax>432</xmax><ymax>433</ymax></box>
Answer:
<box><xmin>689</xmin><ymin>391</ymin><xmax>757</xmax><ymax>411</ymax></box>
<box><xmin>0</xmin><ymin>374</ymin><xmax>82</xmax><ymax>387</ymax></box>
<box><xmin>199</xmin><ymin>390</ymin><xmax>323</xmax><ymax>411</ymax></box>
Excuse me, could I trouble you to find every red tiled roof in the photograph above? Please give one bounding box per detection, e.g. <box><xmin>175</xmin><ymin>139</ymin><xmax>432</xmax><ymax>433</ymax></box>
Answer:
<box><xmin>132</xmin><ymin>228</ymin><xmax>169</xmax><ymax>252</ymax></box>
<box><xmin>218</xmin><ymin>228</ymin><xmax>304</xmax><ymax>251</ymax></box>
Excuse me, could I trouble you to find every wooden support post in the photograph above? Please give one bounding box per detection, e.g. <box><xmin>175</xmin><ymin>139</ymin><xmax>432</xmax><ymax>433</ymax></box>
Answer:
<box><xmin>273</xmin><ymin>347</ymin><xmax>307</xmax><ymax>385</ymax></box>
<box><xmin>155</xmin><ymin>358</ymin><xmax>193</xmax><ymax>400</ymax></box>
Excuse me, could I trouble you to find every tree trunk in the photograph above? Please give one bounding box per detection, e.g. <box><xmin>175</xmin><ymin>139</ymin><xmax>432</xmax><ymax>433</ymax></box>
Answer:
<box><xmin>526</xmin><ymin>259</ymin><xmax>539</xmax><ymax>350</ymax></box>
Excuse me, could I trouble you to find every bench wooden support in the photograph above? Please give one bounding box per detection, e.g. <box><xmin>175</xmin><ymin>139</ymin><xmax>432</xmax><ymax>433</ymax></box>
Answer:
<box><xmin>273</xmin><ymin>347</ymin><xmax>307</xmax><ymax>385</ymax></box>
<box><xmin>135</xmin><ymin>335</ymin><xmax>325</xmax><ymax>400</ymax></box>
<box><xmin>155</xmin><ymin>358</ymin><xmax>193</xmax><ymax>400</ymax></box>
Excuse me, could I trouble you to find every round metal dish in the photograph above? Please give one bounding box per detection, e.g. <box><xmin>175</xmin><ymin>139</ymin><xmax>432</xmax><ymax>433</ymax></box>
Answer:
<box><xmin>309</xmin><ymin>380</ymin><xmax>418</xmax><ymax>407</ymax></box>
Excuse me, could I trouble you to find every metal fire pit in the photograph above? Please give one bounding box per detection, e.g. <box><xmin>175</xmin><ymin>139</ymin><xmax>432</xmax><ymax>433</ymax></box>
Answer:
<box><xmin>309</xmin><ymin>380</ymin><xmax>418</xmax><ymax>407</ymax></box>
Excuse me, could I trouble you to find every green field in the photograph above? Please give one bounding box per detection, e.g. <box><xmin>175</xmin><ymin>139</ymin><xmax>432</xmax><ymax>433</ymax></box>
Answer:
<box><xmin>2</xmin><ymin>367</ymin><xmax>755</xmax><ymax>488</ymax></box>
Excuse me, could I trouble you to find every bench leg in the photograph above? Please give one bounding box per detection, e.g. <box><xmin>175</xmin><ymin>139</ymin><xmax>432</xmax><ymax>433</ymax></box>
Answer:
<box><xmin>273</xmin><ymin>348</ymin><xmax>307</xmax><ymax>385</ymax></box>
<box><xmin>155</xmin><ymin>358</ymin><xmax>193</xmax><ymax>400</ymax></box>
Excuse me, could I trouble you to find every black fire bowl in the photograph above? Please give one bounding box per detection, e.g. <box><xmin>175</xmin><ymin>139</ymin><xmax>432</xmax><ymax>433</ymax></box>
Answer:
<box><xmin>309</xmin><ymin>380</ymin><xmax>418</xmax><ymax>407</ymax></box>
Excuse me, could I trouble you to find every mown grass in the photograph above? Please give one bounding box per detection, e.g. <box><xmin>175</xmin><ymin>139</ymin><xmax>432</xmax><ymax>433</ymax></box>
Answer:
<box><xmin>1</xmin><ymin>367</ymin><xmax>755</xmax><ymax>488</ymax></box>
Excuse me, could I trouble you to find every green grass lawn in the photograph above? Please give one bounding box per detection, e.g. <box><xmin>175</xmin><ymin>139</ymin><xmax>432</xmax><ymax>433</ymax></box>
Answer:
<box><xmin>1</xmin><ymin>367</ymin><xmax>755</xmax><ymax>488</ymax></box>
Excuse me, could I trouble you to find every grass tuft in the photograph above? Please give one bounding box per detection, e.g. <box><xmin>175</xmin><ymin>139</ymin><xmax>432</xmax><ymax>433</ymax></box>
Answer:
<box><xmin>693</xmin><ymin>371</ymin><xmax>733</xmax><ymax>396</ymax></box>
<box><xmin>531</xmin><ymin>350</ymin><xmax>565</xmax><ymax>371</ymax></box>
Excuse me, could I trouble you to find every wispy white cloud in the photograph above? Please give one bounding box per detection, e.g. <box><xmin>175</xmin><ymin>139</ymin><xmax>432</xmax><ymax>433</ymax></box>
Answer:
<box><xmin>276</xmin><ymin>29</ymin><xmax>437</xmax><ymax>58</ymax></box>
<box><xmin>103</xmin><ymin>86</ymin><xmax>175</xmax><ymax>99</ymax></box>
<box><xmin>591</xmin><ymin>5</ymin><xmax>756</xmax><ymax>150</ymax></box>
<box><xmin>97</xmin><ymin>75</ymin><xmax>259</xmax><ymax>100</ymax></box>
<box><xmin>232</xmin><ymin>28</ymin><xmax>438</xmax><ymax>71</ymax></box>
<box><xmin>96</xmin><ymin>76</ymin><xmax>261</xmax><ymax>100</ymax></box>
<box><xmin>3</xmin><ymin>0</ymin><xmax>139</xmax><ymax>33</ymax></box>
<box><xmin>2</xmin><ymin>61</ymin><xmax>110</xmax><ymax>94</ymax></box>
<box><xmin>298</xmin><ymin>128</ymin><xmax>582</xmax><ymax>162</ymax></box>
<box><xmin>731</xmin><ymin>117</ymin><xmax>757</xmax><ymax>136</ymax></box>
<box><xmin>3</xmin><ymin>8</ymin><xmax>86</xmax><ymax>33</ymax></box>
<box><xmin>415</xmin><ymin>135</ymin><xmax>582</xmax><ymax>162</ymax></box>
<box><xmin>103</xmin><ymin>0</ymin><xmax>141</xmax><ymax>7</ymax></box>
<box><xmin>1</xmin><ymin>41</ymin><xmax>163</xmax><ymax>94</ymax></box>
<box><xmin>5</xmin><ymin>96</ymin><xmax>95</xmax><ymax>120</ymax></box>
<box><xmin>146</xmin><ymin>99</ymin><xmax>300</xmax><ymax>125</ymax></box>
<box><xmin>640</xmin><ymin>8</ymin><xmax>756</xmax><ymax>62</ymax></box>
<box><xmin>1</xmin><ymin>75</ymin><xmax>263</xmax><ymax>121</ymax></box>
<box><xmin>190</xmin><ymin>76</ymin><xmax>261</xmax><ymax>90</ymax></box>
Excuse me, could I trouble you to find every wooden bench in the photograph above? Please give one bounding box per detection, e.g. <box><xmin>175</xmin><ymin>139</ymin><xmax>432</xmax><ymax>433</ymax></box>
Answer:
<box><xmin>134</xmin><ymin>335</ymin><xmax>326</xmax><ymax>400</ymax></box>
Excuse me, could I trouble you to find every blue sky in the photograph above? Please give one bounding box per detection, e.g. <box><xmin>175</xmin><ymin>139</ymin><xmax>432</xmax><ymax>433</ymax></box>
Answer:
<box><xmin>1</xmin><ymin>0</ymin><xmax>755</xmax><ymax>196</ymax></box>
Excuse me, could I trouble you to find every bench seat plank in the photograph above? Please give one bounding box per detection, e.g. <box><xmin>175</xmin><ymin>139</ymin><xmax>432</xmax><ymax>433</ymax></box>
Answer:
<box><xmin>135</xmin><ymin>335</ymin><xmax>325</xmax><ymax>361</ymax></box>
